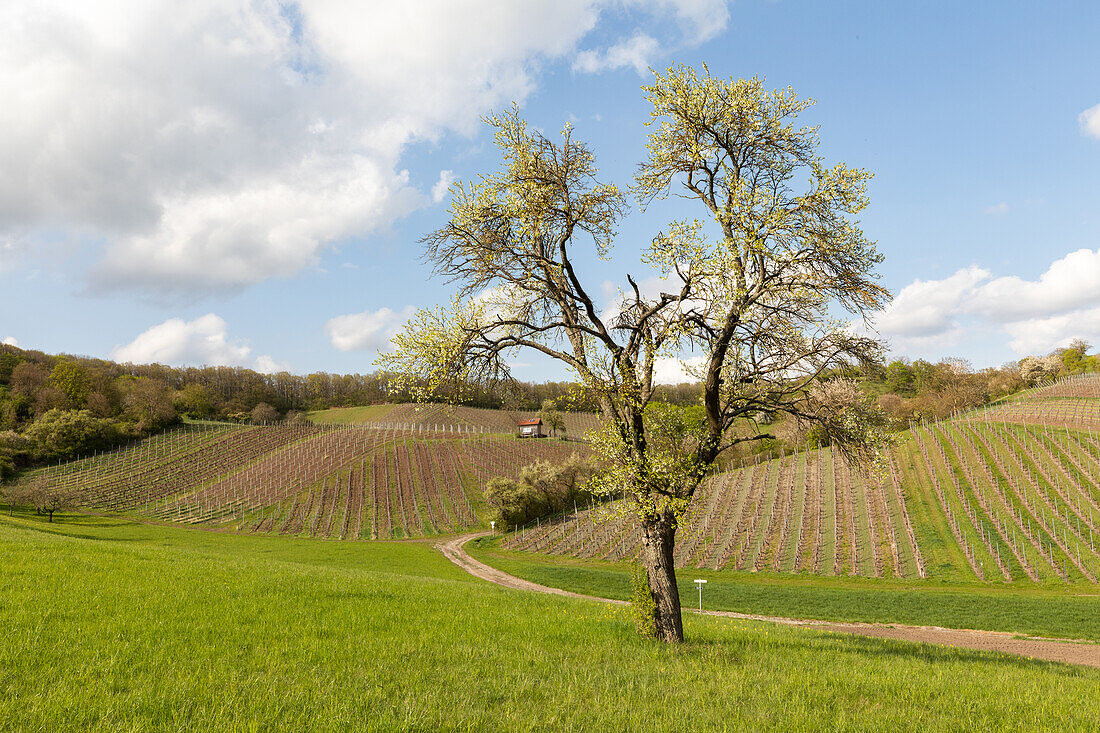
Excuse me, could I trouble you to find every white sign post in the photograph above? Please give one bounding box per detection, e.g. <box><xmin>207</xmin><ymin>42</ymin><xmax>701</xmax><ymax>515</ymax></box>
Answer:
<box><xmin>694</xmin><ymin>579</ymin><xmax>707</xmax><ymax>613</ymax></box>
<box><xmin>490</xmin><ymin>520</ymin><xmax>496</xmax><ymax>535</ymax></box>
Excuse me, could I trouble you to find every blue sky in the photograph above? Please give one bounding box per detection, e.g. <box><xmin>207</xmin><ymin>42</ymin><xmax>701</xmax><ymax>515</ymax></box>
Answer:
<box><xmin>2</xmin><ymin>0</ymin><xmax>1098</xmax><ymax>380</ymax></box>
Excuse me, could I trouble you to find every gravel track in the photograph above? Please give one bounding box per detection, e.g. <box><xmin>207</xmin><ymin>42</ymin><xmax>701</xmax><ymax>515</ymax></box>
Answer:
<box><xmin>439</xmin><ymin>532</ymin><xmax>1100</xmax><ymax>669</ymax></box>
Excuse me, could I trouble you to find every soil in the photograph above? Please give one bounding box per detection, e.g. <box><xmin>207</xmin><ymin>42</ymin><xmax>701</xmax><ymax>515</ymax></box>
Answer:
<box><xmin>439</xmin><ymin>533</ymin><xmax>1100</xmax><ymax>669</ymax></box>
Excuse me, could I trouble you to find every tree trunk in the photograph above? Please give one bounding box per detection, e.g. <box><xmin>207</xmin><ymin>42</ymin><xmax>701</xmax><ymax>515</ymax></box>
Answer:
<box><xmin>47</xmin><ymin>509</ymin><xmax>54</xmax><ymax>523</ymax></box>
<box><xmin>641</xmin><ymin>510</ymin><xmax>683</xmax><ymax>642</ymax></box>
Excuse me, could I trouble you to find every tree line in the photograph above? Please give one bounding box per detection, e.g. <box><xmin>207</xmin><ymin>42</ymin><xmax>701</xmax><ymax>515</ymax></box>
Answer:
<box><xmin>2</xmin><ymin>338</ymin><xmax>1093</xmax><ymax>482</ymax></box>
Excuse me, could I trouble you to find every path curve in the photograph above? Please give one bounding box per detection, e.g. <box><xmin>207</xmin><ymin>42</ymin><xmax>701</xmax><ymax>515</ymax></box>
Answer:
<box><xmin>439</xmin><ymin>533</ymin><xmax>1100</xmax><ymax>669</ymax></box>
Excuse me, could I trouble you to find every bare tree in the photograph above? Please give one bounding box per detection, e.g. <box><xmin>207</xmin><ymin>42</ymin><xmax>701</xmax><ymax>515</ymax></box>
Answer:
<box><xmin>8</xmin><ymin>480</ymin><xmax>79</xmax><ymax>522</ymax></box>
<box><xmin>379</xmin><ymin>67</ymin><xmax>891</xmax><ymax>642</ymax></box>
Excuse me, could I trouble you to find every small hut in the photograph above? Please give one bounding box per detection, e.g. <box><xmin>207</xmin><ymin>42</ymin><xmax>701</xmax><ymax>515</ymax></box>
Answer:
<box><xmin>517</xmin><ymin>418</ymin><xmax>544</xmax><ymax>438</ymax></box>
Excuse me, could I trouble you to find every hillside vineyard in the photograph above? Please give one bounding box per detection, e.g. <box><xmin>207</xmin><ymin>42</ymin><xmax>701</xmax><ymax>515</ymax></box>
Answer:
<box><xmin>505</xmin><ymin>375</ymin><xmax>1100</xmax><ymax>584</ymax></box>
<box><xmin>7</xmin><ymin>376</ymin><xmax>1100</xmax><ymax>583</ymax></box>
<box><xmin>505</xmin><ymin>423</ymin><xmax>1100</xmax><ymax>583</ymax></box>
<box><xmin>6</xmin><ymin>420</ymin><xmax>589</xmax><ymax>539</ymax></box>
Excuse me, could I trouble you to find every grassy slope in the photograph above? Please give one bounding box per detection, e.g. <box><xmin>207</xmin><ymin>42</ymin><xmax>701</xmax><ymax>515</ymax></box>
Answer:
<box><xmin>3</xmin><ymin>512</ymin><xmax>1099</xmax><ymax>731</ymax></box>
<box><xmin>470</xmin><ymin>539</ymin><xmax>1100</xmax><ymax>643</ymax></box>
<box><xmin>306</xmin><ymin>404</ymin><xmax>396</xmax><ymax>424</ymax></box>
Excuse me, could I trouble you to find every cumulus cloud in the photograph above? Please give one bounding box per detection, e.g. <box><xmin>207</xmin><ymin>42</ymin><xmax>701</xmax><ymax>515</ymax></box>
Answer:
<box><xmin>653</xmin><ymin>355</ymin><xmax>705</xmax><ymax>384</ymax></box>
<box><xmin>1002</xmin><ymin>306</ymin><xmax>1100</xmax><ymax>355</ymax></box>
<box><xmin>431</xmin><ymin>170</ymin><xmax>455</xmax><ymax>204</ymax></box>
<box><xmin>111</xmin><ymin>313</ymin><xmax>280</xmax><ymax>370</ymax></box>
<box><xmin>573</xmin><ymin>0</ymin><xmax>729</xmax><ymax>76</ymax></box>
<box><xmin>0</xmin><ymin>0</ymin><xmax>615</xmax><ymax>296</ymax></box>
<box><xmin>984</xmin><ymin>202</ymin><xmax>1009</xmax><ymax>215</ymax></box>
<box><xmin>0</xmin><ymin>1</ymin><xmax>737</xmax><ymax>297</ymax></box>
<box><xmin>253</xmin><ymin>354</ymin><xmax>291</xmax><ymax>374</ymax></box>
<box><xmin>325</xmin><ymin>306</ymin><xmax>416</xmax><ymax>352</ymax></box>
<box><xmin>574</xmin><ymin>32</ymin><xmax>660</xmax><ymax>76</ymax></box>
<box><xmin>969</xmin><ymin>248</ymin><xmax>1100</xmax><ymax>322</ymax></box>
<box><xmin>873</xmin><ymin>266</ymin><xmax>991</xmax><ymax>339</ymax></box>
<box><xmin>864</xmin><ymin>248</ymin><xmax>1100</xmax><ymax>357</ymax></box>
<box><xmin>1080</xmin><ymin>102</ymin><xmax>1100</xmax><ymax>139</ymax></box>
<box><xmin>2</xmin><ymin>336</ymin><xmax>17</xmax><ymax>346</ymax></box>
<box><xmin>656</xmin><ymin>0</ymin><xmax>731</xmax><ymax>43</ymax></box>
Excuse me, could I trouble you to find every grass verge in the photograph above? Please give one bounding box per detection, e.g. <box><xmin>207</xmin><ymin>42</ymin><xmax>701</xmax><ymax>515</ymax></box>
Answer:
<box><xmin>470</xmin><ymin>538</ymin><xmax>1100</xmax><ymax>642</ymax></box>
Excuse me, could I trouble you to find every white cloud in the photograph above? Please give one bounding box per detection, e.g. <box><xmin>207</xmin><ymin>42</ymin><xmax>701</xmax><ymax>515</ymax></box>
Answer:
<box><xmin>253</xmin><ymin>354</ymin><xmax>290</xmax><ymax>374</ymax></box>
<box><xmin>2</xmin><ymin>336</ymin><xmax>17</xmax><ymax>346</ymax></box>
<box><xmin>431</xmin><ymin>170</ymin><xmax>455</xmax><ymax>204</ymax></box>
<box><xmin>572</xmin><ymin>0</ymin><xmax>730</xmax><ymax>76</ymax></box>
<box><xmin>0</xmin><ymin>2</ymin><xmax>737</xmax><ymax>296</ymax></box>
<box><xmin>111</xmin><ymin>313</ymin><xmax>281</xmax><ymax>370</ymax></box>
<box><xmin>866</xmin><ymin>248</ymin><xmax>1100</xmax><ymax>357</ymax></box>
<box><xmin>325</xmin><ymin>306</ymin><xmax>416</xmax><ymax>352</ymax></box>
<box><xmin>653</xmin><ymin>355</ymin><xmax>705</xmax><ymax>384</ymax></box>
<box><xmin>984</xmin><ymin>202</ymin><xmax>1009</xmax><ymax>215</ymax></box>
<box><xmin>0</xmin><ymin>0</ymin><xmax>611</xmax><ymax>296</ymax></box>
<box><xmin>1003</xmin><ymin>306</ymin><xmax>1100</xmax><ymax>355</ymax></box>
<box><xmin>969</xmin><ymin>248</ymin><xmax>1100</xmax><ymax>322</ymax></box>
<box><xmin>873</xmin><ymin>266</ymin><xmax>990</xmax><ymax>339</ymax></box>
<box><xmin>654</xmin><ymin>0</ymin><xmax>731</xmax><ymax>43</ymax></box>
<box><xmin>574</xmin><ymin>32</ymin><xmax>660</xmax><ymax>76</ymax></box>
<box><xmin>1079</xmin><ymin>102</ymin><xmax>1100</xmax><ymax>139</ymax></box>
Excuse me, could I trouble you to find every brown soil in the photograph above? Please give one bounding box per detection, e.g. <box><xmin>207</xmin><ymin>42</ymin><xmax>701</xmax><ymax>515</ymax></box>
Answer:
<box><xmin>439</xmin><ymin>533</ymin><xmax>1100</xmax><ymax>669</ymax></box>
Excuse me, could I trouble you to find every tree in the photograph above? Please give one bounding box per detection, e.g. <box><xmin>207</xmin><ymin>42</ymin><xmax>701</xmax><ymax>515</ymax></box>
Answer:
<box><xmin>250</xmin><ymin>402</ymin><xmax>279</xmax><ymax>424</ymax></box>
<box><xmin>49</xmin><ymin>360</ymin><xmax>90</xmax><ymax>408</ymax></box>
<box><xmin>539</xmin><ymin>399</ymin><xmax>566</xmax><ymax>438</ymax></box>
<box><xmin>23</xmin><ymin>409</ymin><xmax>124</xmax><ymax>462</ymax></box>
<box><xmin>174</xmin><ymin>384</ymin><xmax>214</xmax><ymax>419</ymax></box>
<box><xmin>379</xmin><ymin>67</ymin><xmax>890</xmax><ymax>642</ymax></box>
<box><xmin>7</xmin><ymin>479</ymin><xmax>79</xmax><ymax>522</ymax></box>
<box><xmin>120</xmin><ymin>377</ymin><xmax>177</xmax><ymax>432</ymax></box>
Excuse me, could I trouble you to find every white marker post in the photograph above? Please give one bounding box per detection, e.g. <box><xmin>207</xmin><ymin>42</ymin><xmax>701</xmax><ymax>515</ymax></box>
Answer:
<box><xmin>694</xmin><ymin>579</ymin><xmax>707</xmax><ymax>613</ymax></box>
<box><xmin>490</xmin><ymin>520</ymin><xmax>496</xmax><ymax>535</ymax></box>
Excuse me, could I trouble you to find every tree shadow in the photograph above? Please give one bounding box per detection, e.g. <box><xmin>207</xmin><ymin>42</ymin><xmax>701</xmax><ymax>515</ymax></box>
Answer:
<box><xmin>1</xmin><ymin>508</ymin><xmax>142</xmax><ymax>541</ymax></box>
<box><xmin>777</xmin><ymin>627</ymin><xmax>1093</xmax><ymax>674</ymax></box>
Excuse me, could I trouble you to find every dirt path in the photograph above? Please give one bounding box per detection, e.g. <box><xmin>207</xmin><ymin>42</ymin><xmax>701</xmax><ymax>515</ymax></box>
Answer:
<box><xmin>439</xmin><ymin>533</ymin><xmax>1100</xmax><ymax>669</ymax></box>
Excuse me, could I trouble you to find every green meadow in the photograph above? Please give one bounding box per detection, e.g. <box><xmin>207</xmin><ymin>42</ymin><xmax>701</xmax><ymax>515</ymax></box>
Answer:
<box><xmin>3</xmin><ymin>511</ymin><xmax>1099</xmax><ymax>732</ymax></box>
<box><xmin>470</xmin><ymin>539</ymin><xmax>1100</xmax><ymax>642</ymax></box>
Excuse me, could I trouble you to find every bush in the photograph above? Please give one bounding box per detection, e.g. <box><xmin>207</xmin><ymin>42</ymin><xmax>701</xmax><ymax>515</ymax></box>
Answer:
<box><xmin>629</xmin><ymin>564</ymin><xmax>657</xmax><ymax>638</ymax></box>
<box><xmin>21</xmin><ymin>410</ymin><xmax>127</xmax><ymax>462</ymax></box>
<box><xmin>484</xmin><ymin>453</ymin><xmax>595</xmax><ymax>530</ymax></box>
<box><xmin>0</xmin><ymin>431</ymin><xmax>34</xmax><ymax>481</ymax></box>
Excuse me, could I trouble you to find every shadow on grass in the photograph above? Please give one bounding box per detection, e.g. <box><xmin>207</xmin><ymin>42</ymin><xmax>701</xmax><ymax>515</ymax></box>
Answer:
<box><xmin>1</xmin><ymin>508</ymin><xmax>142</xmax><ymax>541</ymax></box>
<box><xmin>791</xmin><ymin>626</ymin><xmax>1091</xmax><ymax>674</ymax></box>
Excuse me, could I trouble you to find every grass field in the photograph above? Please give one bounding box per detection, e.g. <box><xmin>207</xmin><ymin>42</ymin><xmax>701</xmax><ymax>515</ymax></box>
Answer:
<box><xmin>3</xmin><ymin>511</ymin><xmax>1099</xmax><ymax>731</ymax></box>
<box><xmin>470</xmin><ymin>538</ymin><xmax>1100</xmax><ymax>642</ymax></box>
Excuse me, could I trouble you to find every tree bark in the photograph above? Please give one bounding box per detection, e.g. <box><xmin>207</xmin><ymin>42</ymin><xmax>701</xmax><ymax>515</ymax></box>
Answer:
<box><xmin>641</xmin><ymin>509</ymin><xmax>683</xmax><ymax>642</ymax></box>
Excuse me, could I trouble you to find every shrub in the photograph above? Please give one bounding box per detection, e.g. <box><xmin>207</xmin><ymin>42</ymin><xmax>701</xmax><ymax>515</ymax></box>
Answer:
<box><xmin>484</xmin><ymin>453</ymin><xmax>595</xmax><ymax>530</ymax></box>
<box><xmin>0</xmin><ymin>430</ymin><xmax>34</xmax><ymax>481</ymax></box>
<box><xmin>629</xmin><ymin>564</ymin><xmax>657</xmax><ymax>638</ymax></box>
<box><xmin>22</xmin><ymin>410</ymin><xmax>126</xmax><ymax>462</ymax></box>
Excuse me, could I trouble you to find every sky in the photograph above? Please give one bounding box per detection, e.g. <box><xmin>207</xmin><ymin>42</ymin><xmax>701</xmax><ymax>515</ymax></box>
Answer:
<box><xmin>1</xmin><ymin>0</ymin><xmax>1099</xmax><ymax>381</ymax></box>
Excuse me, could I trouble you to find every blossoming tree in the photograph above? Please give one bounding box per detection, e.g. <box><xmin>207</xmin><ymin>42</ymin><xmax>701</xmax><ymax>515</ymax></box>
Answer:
<box><xmin>379</xmin><ymin>66</ymin><xmax>891</xmax><ymax>642</ymax></box>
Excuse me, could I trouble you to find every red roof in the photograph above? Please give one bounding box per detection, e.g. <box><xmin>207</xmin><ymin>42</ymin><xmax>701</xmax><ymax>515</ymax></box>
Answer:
<box><xmin>518</xmin><ymin>418</ymin><xmax>542</xmax><ymax>426</ymax></box>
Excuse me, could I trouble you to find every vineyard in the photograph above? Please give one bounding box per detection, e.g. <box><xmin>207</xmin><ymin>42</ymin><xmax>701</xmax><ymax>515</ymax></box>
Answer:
<box><xmin>309</xmin><ymin>402</ymin><xmax>603</xmax><ymax>435</ymax></box>
<box><xmin>502</xmin><ymin>375</ymin><xmax>1100</xmax><ymax>585</ymax></box>
<box><xmin>9</xmin><ymin>373</ymin><xmax>1100</xmax><ymax>579</ymax></box>
<box><xmin>4</xmin><ymin>422</ymin><xmax>588</xmax><ymax>539</ymax></box>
